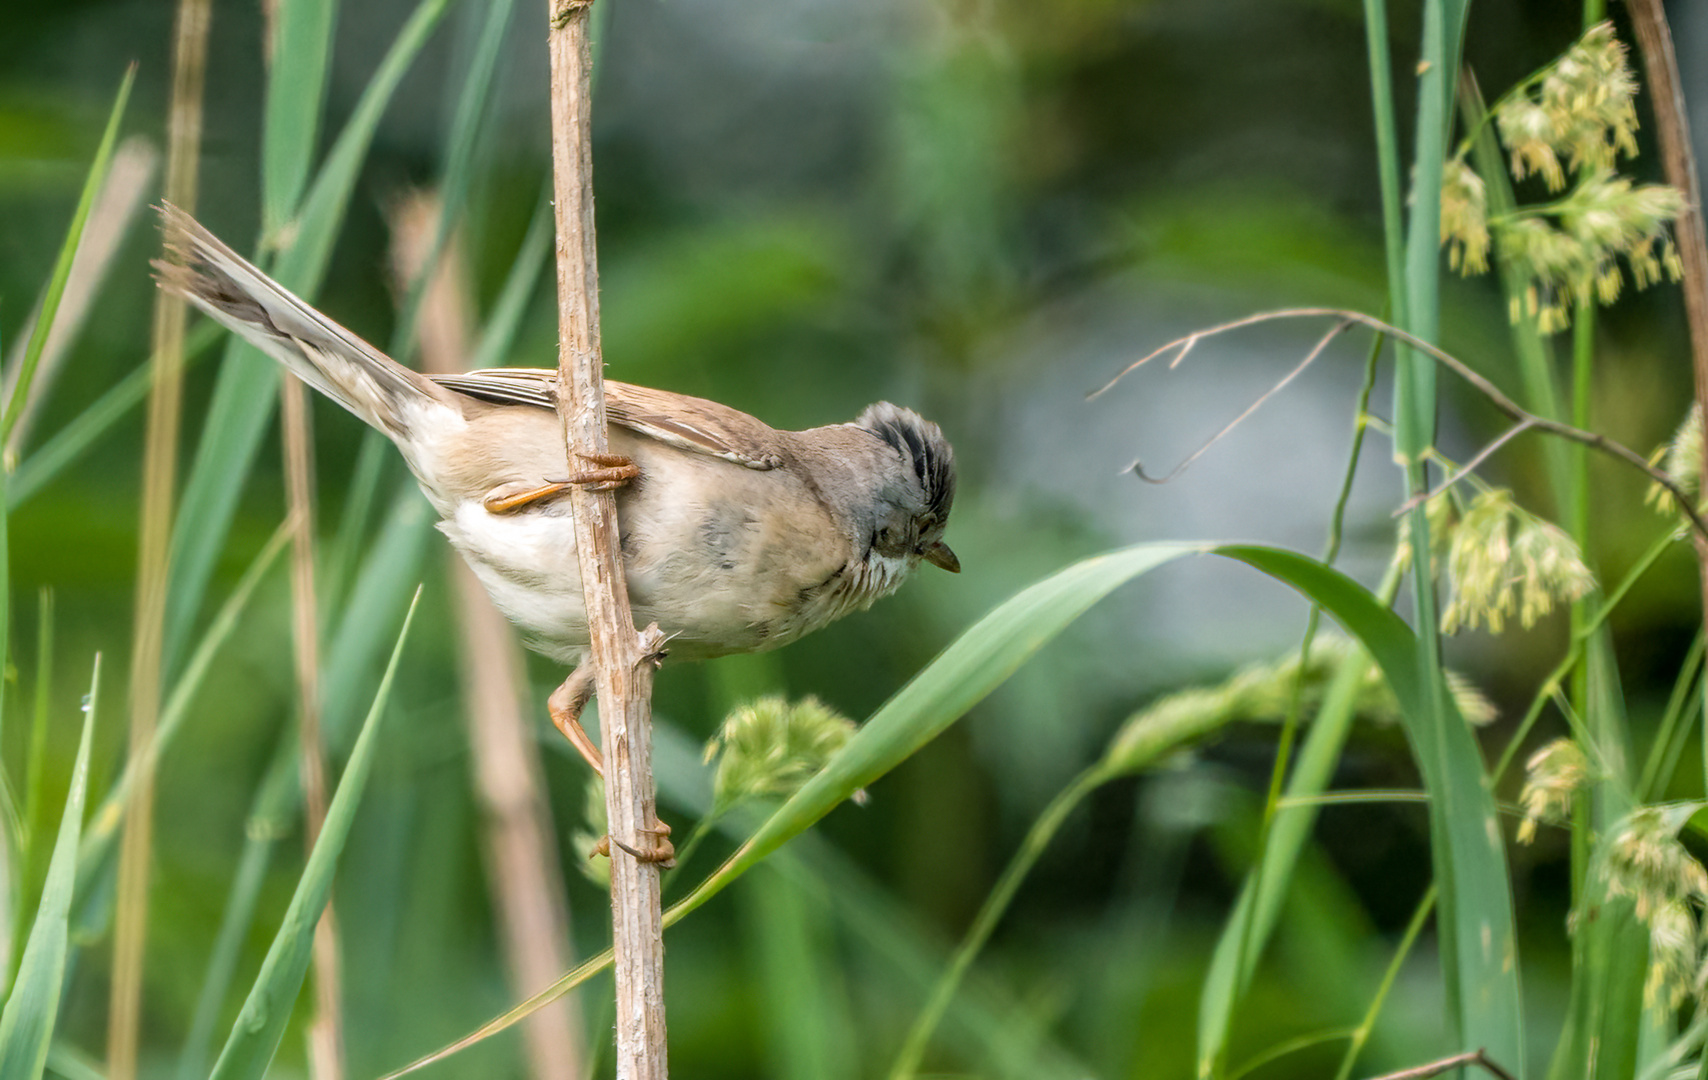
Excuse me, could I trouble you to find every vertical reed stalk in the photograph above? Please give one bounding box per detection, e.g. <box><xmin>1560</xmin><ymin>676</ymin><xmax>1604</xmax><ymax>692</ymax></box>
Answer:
<box><xmin>1625</xmin><ymin>0</ymin><xmax>1708</xmax><ymax>645</ymax></box>
<box><xmin>279</xmin><ymin>382</ymin><xmax>344</xmax><ymax>1080</ymax></box>
<box><xmin>109</xmin><ymin>1</ymin><xmax>209</xmax><ymax>1075</ymax></box>
<box><xmin>390</xmin><ymin>191</ymin><xmax>588</xmax><ymax>1080</ymax></box>
<box><xmin>547</xmin><ymin>1</ymin><xmax>670</xmax><ymax>1075</ymax></box>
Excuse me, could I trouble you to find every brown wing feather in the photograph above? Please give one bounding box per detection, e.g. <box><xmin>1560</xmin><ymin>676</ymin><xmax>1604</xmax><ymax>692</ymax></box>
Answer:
<box><xmin>427</xmin><ymin>369</ymin><xmax>785</xmax><ymax>471</ymax></box>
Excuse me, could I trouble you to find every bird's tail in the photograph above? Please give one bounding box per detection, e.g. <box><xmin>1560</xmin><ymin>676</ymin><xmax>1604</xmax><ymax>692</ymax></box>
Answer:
<box><xmin>154</xmin><ymin>203</ymin><xmax>459</xmax><ymax>442</ymax></box>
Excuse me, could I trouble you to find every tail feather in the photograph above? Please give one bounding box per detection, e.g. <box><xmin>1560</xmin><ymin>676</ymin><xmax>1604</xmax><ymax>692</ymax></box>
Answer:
<box><xmin>154</xmin><ymin>203</ymin><xmax>458</xmax><ymax>441</ymax></box>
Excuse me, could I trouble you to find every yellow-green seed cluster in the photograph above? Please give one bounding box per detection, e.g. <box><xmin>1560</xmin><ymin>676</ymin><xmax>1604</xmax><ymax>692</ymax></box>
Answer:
<box><xmin>1441</xmin><ymin>21</ymin><xmax>1684</xmax><ymax>332</ymax></box>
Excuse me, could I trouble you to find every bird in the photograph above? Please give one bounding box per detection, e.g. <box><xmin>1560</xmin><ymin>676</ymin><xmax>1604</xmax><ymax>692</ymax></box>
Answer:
<box><xmin>154</xmin><ymin>205</ymin><xmax>959</xmax><ymax>799</ymax></box>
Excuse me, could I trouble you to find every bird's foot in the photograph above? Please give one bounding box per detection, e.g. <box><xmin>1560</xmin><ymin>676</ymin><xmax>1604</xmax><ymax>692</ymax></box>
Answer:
<box><xmin>561</xmin><ymin>452</ymin><xmax>639</xmax><ymax>493</ymax></box>
<box><xmin>590</xmin><ymin>820</ymin><xmax>676</xmax><ymax>867</ymax></box>
<box><xmin>482</xmin><ymin>479</ymin><xmax>571</xmax><ymax>514</ymax></box>
<box><xmin>480</xmin><ymin>455</ymin><xmax>639</xmax><ymax>514</ymax></box>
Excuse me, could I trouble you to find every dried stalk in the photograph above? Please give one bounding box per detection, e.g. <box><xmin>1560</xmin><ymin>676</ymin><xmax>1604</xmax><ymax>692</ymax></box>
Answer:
<box><xmin>1364</xmin><ymin>1049</ymin><xmax>1516</xmax><ymax>1080</ymax></box>
<box><xmin>389</xmin><ymin>191</ymin><xmax>588</xmax><ymax>1080</ymax></box>
<box><xmin>1626</xmin><ymin>0</ymin><xmax>1708</xmax><ymax>639</ymax></box>
<box><xmin>109</xmin><ymin>0</ymin><xmax>209</xmax><ymax>1075</ymax></box>
<box><xmin>547</xmin><ymin>1</ymin><xmax>670</xmax><ymax>1077</ymax></box>
<box><xmin>279</xmin><ymin>374</ymin><xmax>344</xmax><ymax>1080</ymax></box>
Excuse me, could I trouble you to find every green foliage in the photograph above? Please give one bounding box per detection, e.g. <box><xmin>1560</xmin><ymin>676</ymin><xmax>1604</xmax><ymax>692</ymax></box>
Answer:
<box><xmin>7</xmin><ymin>3</ymin><xmax>1708</xmax><ymax>1079</ymax></box>
<box><xmin>0</xmin><ymin>659</ymin><xmax>98</xmax><ymax>1080</ymax></box>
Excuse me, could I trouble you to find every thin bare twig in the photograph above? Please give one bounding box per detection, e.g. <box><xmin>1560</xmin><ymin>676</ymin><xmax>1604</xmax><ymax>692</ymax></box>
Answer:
<box><xmin>1100</xmin><ymin>306</ymin><xmax>1708</xmax><ymax>541</ymax></box>
<box><xmin>390</xmin><ymin>191</ymin><xmax>587</xmax><ymax>1080</ymax></box>
<box><xmin>547</xmin><ymin>1</ymin><xmax>671</xmax><ymax>1077</ymax></box>
<box><xmin>1362</xmin><ymin>1049</ymin><xmax>1516</xmax><ymax>1080</ymax></box>
<box><xmin>1129</xmin><ymin>319</ymin><xmax>1353</xmax><ymax>483</ymax></box>
<box><xmin>109</xmin><ymin>1</ymin><xmax>209</xmax><ymax>1076</ymax></box>
<box><xmin>1394</xmin><ymin>419</ymin><xmax>1537</xmax><ymax>515</ymax></box>
<box><xmin>1627</xmin><ymin>0</ymin><xmax>1708</xmax><ymax>654</ymax></box>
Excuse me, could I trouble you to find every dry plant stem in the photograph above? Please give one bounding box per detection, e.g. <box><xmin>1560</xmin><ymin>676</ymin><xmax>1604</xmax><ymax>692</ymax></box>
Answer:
<box><xmin>1363</xmin><ymin>1049</ymin><xmax>1516</xmax><ymax>1080</ymax></box>
<box><xmin>1626</xmin><ymin>0</ymin><xmax>1708</xmax><ymax>647</ymax></box>
<box><xmin>391</xmin><ymin>191</ymin><xmax>588</xmax><ymax>1080</ymax></box>
<box><xmin>279</xmin><ymin>378</ymin><xmax>345</xmax><ymax>1080</ymax></box>
<box><xmin>1097</xmin><ymin>307</ymin><xmax>1708</xmax><ymax>542</ymax></box>
<box><xmin>548</xmin><ymin>1</ymin><xmax>671</xmax><ymax>1076</ymax></box>
<box><xmin>1129</xmin><ymin>320</ymin><xmax>1352</xmax><ymax>482</ymax></box>
<box><xmin>109</xmin><ymin>0</ymin><xmax>208</xmax><ymax>1076</ymax></box>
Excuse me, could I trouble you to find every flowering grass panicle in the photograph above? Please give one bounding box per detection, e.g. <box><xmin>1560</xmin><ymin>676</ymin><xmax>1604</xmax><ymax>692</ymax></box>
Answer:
<box><xmin>1600</xmin><ymin>805</ymin><xmax>1708</xmax><ymax>922</ymax></box>
<box><xmin>1441</xmin><ymin>158</ymin><xmax>1489</xmax><ymax>273</ymax></box>
<box><xmin>1495</xmin><ymin>21</ymin><xmax>1638</xmax><ymax>190</ymax></box>
<box><xmin>1648</xmin><ymin>403</ymin><xmax>1702</xmax><ymax>517</ymax></box>
<box><xmin>1102</xmin><ymin>637</ymin><xmax>1495</xmax><ymax>774</ymax></box>
<box><xmin>1448</xmin><ymin>22</ymin><xmax>1682</xmax><ymax>332</ymax></box>
<box><xmin>1440</xmin><ymin>488</ymin><xmax>1594</xmax><ymax>634</ymax></box>
<box><xmin>1644</xmin><ymin>899</ymin><xmax>1699</xmax><ymax>1009</ymax></box>
<box><xmin>1515</xmin><ymin>738</ymin><xmax>1589</xmax><ymax>844</ymax></box>
<box><xmin>704</xmin><ymin>695</ymin><xmax>858</xmax><ymax>819</ymax></box>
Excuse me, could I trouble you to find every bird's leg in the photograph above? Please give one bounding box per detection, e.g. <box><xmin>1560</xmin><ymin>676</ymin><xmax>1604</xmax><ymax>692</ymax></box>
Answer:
<box><xmin>555</xmin><ymin>660</ymin><xmax>677</xmax><ymax>866</ymax></box>
<box><xmin>547</xmin><ymin>661</ymin><xmax>603</xmax><ymax>775</ymax></box>
<box><xmin>481</xmin><ymin>453</ymin><xmax>640</xmax><ymax>514</ymax></box>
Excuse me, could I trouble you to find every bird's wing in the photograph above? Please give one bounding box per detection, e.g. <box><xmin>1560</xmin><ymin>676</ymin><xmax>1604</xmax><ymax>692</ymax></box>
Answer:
<box><xmin>429</xmin><ymin>369</ymin><xmax>785</xmax><ymax>471</ymax></box>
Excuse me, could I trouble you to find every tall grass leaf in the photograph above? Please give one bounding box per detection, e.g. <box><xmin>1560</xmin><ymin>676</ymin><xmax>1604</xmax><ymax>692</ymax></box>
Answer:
<box><xmin>172</xmin><ymin>492</ymin><xmax>425</xmax><ymax>1078</ymax></box>
<box><xmin>321</xmin><ymin>493</ymin><xmax>432</xmax><ymax>751</ymax></box>
<box><xmin>1196</xmin><ymin>655</ymin><xmax>1368</xmax><ymax>1076</ymax></box>
<box><xmin>0</xmin><ymin>67</ymin><xmax>134</xmax><ymax>448</ymax></box>
<box><xmin>164</xmin><ymin>0</ymin><xmax>456</xmax><ymax>671</ymax></box>
<box><xmin>7</xmin><ymin>325</ymin><xmax>218</xmax><ymax>512</ymax></box>
<box><xmin>0</xmin><ymin>657</ymin><xmax>99</xmax><ymax>1079</ymax></box>
<box><xmin>261</xmin><ymin>0</ymin><xmax>339</xmax><ymax>239</ymax></box>
<box><xmin>175</xmin><ymin>736</ymin><xmax>301</xmax><ymax>1080</ymax></box>
<box><xmin>390</xmin><ymin>0</ymin><xmax>516</xmax><ymax>362</ymax></box>
<box><xmin>12</xmin><ymin>592</ymin><xmax>56</xmax><ymax>991</ymax></box>
<box><xmin>75</xmin><ymin>524</ymin><xmax>291</xmax><ymax>889</ymax></box>
<box><xmin>207</xmin><ymin>590</ymin><xmax>421</xmax><ymax>1080</ymax></box>
<box><xmin>469</xmin><ymin>187</ymin><xmax>553</xmax><ymax>372</ymax></box>
<box><xmin>1218</xmin><ymin>545</ymin><xmax>1524</xmax><ymax>1073</ymax></box>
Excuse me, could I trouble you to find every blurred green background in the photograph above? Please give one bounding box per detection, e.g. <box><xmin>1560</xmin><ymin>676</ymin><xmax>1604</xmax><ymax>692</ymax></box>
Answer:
<box><xmin>4</xmin><ymin>0</ymin><xmax>1707</xmax><ymax>1077</ymax></box>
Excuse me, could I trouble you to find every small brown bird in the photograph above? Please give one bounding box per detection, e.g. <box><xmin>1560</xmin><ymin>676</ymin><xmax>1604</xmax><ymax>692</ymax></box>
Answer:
<box><xmin>155</xmin><ymin>207</ymin><xmax>958</xmax><ymax>779</ymax></box>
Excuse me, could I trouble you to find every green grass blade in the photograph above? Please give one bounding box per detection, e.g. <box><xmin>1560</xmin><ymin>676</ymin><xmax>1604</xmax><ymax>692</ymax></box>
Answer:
<box><xmin>320</xmin><ymin>493</ymin><xmax>433</xmax><ymax>750</ymax></box>
<box><xmin>164</xmin><ymin>0</ymin><xmax>456</xmax><ymax>670</ymax></box>
<box><xmin>1196</xmin><ymin>654</ymin><xmax>1368</xmax><ymax>1076</ymax></box>
<box><xmin>174</xmin><ymin>735</ymin><xmax>302</xmax><ymax>1080</ymax></box>
<box><xmin>261</xmin><ymin>0</ymin><xmax>339</xmax><ymax>239</ymax></box>
<box><xmin>7</xmin><ymin>324</ymin><xmax>218</xmax><ymax>512</ymax></box>
<box><xmin>1219</xmin><ymin>545</ymin><xmax>1523</xmax><ymax>1072</ymax></box>
<box><xmin>469</xmin><ymin>185</ymin><xmax>553</xmax><ymax>372</ymax></box>
<box><xmin>75</xmin><ymin>524</ymin><xmax>291</xmax><ymax>889</ymax></box>
<box><xmin>12</xmin><ymin>592</ymin><xmax>56</xmax><ymax>990</ymax></box>
<box><xmin>0</xmin><ymin>656</ymin><xmax>99</xmax><ymax>1080</ymax></box>
<box><xmin>207</xmin><ymin>589</ymin><xmax>421</xmax><ymax>1080</ymax></box>
<box><xmin>0</xmin><ymin>67</ymin><xmax>134</xmax><ymax>448</ymax></box>
<box><xmin>389</xmin><ymin>0</ymin><xmax>516</xmax><ymax>362</ymax></box>
<box><xmin>177</xmin><ymin>497</ymin><xmax>426</xmax><ymax>1077</ymax></box>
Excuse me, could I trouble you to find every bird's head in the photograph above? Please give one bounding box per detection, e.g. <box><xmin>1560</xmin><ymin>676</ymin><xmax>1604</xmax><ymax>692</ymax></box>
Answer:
<box><xmin>855</xmin><ymin>402</ymin><xmax>959</xmax><ymax>575</ymax></box>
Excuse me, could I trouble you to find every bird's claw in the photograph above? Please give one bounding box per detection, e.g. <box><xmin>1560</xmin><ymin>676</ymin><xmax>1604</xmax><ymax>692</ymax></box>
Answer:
<box><xmin>590</xmin><ymin>820</ymin><xmax>675</xmax><ymax>867</ymax></box>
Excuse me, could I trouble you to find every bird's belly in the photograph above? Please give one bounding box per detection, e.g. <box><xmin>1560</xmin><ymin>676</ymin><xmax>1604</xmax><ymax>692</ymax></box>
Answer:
<box><xmin>440</xmin><ymin>502</ymin><xmax>590</xmax><ymax>663</ymax></box>
<box><xmin>435</xmin><ymin>448</ymin><xmax>857</xmax><ymax>662</ymax></box>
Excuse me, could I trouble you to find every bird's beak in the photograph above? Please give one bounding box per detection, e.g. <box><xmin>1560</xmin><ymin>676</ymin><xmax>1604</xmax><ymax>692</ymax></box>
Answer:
<box><xmin>924</xmin><ymin>541</ymin><xmax>961</xmax><ymax>573</ymax></box>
